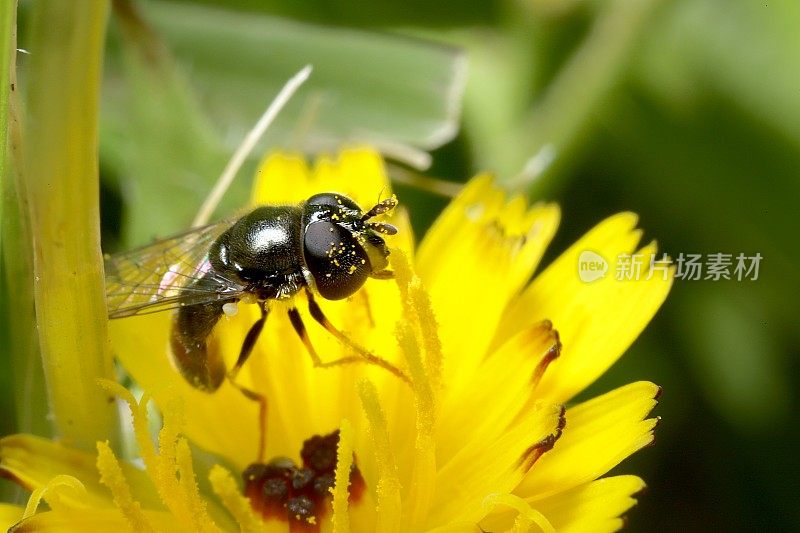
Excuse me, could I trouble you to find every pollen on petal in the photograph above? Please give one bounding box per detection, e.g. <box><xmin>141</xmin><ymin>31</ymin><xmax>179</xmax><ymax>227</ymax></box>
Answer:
<box><xmin>96</xmin><ymin>441</ymin><xmax>154</xmax><ymax>532</ymax></box>
<box><xmin>151</xmin><ymin>399</ymin><xmax>214</xmax><ymax>532</ymax></box>
<box><xmin>176</xmin><ymin>437</ymin><xmax>217</xmax><ymax>532</ymax></box>
<box><xmin>386</xmin><ymin>251</ymin><xmax>445</xmax><ymax>528</ymax></box>
<box><xmin>331</xmin><ymin>419</ymin><xmax>354</xmax><ymax>533</ymax></box>
<box><xmin>357</xmin><ymin>379</ymin><xmax>402</xmax><ymax>530</ymax></box>
<box><xmin>395</xmin><ymin>322</ymin><xmax>436</xmax><ymax>528</ymax></box>
<box><xmin>99</xmin><ymin>380</ymin><xmax>216</xmax><ymax>532</ymax></box>
<box><xmin>97</xmin><ymin>379</ymin><xmax>157</xmax><ymax>461</ymax></box>
<box><xmin>390</xmin><ymin>250</ymin><xmax>442</xmax><ymax>393</ymax></box>
<box><xmin>208</xmin><ymin>465</ymin><xmax>264</xmax><ymax>533</ymax></box>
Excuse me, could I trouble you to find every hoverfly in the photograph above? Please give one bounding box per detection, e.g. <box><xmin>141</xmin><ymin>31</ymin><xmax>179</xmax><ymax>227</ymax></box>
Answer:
<box><xmin>105</xmin><ymin>192</ymin><xmax>408</xmax><ymax>458</ymax></box>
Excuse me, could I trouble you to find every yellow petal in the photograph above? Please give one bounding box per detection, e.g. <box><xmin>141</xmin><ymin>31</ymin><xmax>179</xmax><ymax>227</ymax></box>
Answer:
<box><xmin>428</xmin><ymin>402</ymin><xmax>565</xmax><ymax>528</ymax></box>
<box><xmin>312</xmin><ymin>148</ymin><xmax>392</xmax><ymax>207</ymax></box>
<box><xmin>250</xmin><ymin>151</ymin><xmax>312</xmax><ymax>205</ymax></box>
<box><xmin>495</xmin><ymin>213</ymin><xmax>672</xmax><ymax>403</ymax></box>
<box><xmin>252</xmin><ymin>147</ymin><xmax>398</xmax><ymax>214</ymax></box>
<box><xmin>436</xmin><ymin>321</ymin><xmax>559</xmax><ymax>461</ymax></box>
<box><xmin>0</xmin><ymin>504</ymin><xmax>24</xmax><ymax>531</ymax></box>
<box><xmin>479</xmin><ymin>475</ymin><xmax>644</xmax><ymax>533</ymax></box>
<box><xmin>416</xmin><ymin>175</ymin><xmax>560</xmax><ymax>388</ymax></box>
<box><xmin>532</xmin><ymin>475</ymin><xmax>646</xmax><ymax>533</ymax></box>
<box><xmin>517</xmin><ymin>382</ymin><xmax>659</xmax><ymax>499</ymax></box>
<box><xmin>425</xmin><ymin>523</ymin><xmax>483</xmax><ymax>533</ymax></box>
<box><xmin>481</xmin><ymin>493</ymin><xmax>554</xmax><ymax>533</ymax></box>
<box><xmin>7</xmin><ymin>508</ymin><xmax>179</xmax><ymax>533</ymax></box>
<box><xmin>0</xmin><ymin>434</ymin><xmax>161</xmax><ymax>510</ymax></box>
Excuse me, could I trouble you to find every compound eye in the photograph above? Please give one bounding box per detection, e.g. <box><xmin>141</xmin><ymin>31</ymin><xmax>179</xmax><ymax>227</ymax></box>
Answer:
<box><xmin>306</xmin><ymin>193</ymin><xmax>361</xmax><ymax>213</ymax></box>
<box><xmin>303</xmin><ymin>220</ymin><xmax>370</xmax><ymax>300</ymax></box>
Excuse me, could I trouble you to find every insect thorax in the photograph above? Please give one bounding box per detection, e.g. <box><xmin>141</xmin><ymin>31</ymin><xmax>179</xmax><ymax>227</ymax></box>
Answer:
<box><xmin>209</xmin><ymin>205</ymin><xmax>307</xmax><ymax>298</ymax></box>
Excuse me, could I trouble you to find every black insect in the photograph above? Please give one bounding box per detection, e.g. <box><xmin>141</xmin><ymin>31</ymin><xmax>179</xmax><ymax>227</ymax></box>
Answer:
<box><xmin>105</xmin><ymin>192</ymin><xmax>407</xmax><ymax>457</ymax></box>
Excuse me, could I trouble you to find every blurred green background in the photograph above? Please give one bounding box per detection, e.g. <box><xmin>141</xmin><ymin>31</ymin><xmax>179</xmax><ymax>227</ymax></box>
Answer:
<box><xmin>3</xmin><ymin>0</ymin><xmax>799</xmax><ymax>530</ymax></box>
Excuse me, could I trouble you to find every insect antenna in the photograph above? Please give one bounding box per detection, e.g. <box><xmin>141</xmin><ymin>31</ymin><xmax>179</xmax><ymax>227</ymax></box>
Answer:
<box><xmin>366</xmin><ymin>222</ymin><xmax>397</xmax><ymax>235</ymax></box>
<box><xmin>361</xmin><ymin>195</ymin><xmax>398</xmax><ymax>221</ymax></box>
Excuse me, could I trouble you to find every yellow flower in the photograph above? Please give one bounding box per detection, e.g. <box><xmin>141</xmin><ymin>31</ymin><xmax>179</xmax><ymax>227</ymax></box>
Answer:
<box><xmin>1</xmin><ymin>148</ymin><xmax>671</xmax><ymax>532</ymax></box>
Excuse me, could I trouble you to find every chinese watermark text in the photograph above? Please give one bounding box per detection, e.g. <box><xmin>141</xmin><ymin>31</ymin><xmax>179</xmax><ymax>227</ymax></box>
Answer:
<box><xmin>578</xmin><ymin>251</ymin><xmax>762</xmax><ymax>282</ymax></box>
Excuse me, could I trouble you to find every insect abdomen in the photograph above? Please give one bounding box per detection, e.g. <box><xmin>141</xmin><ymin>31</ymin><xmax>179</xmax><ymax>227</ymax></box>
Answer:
<box><xmin>170</xmin><ymin>297</ymin><xmax>228</xmax><ymax>391</ymax></box>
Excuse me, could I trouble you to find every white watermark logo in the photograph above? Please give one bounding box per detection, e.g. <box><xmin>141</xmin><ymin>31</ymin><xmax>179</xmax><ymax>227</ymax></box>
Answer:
<box><xmin>578</xmin><ymin>250</ymin><xmax>608</xmax><ymax>283</ymax></box>
<box><xmin>578</xmin><ymin>251</ymin><xmax>762</xmax><ymax>282</ymax></box>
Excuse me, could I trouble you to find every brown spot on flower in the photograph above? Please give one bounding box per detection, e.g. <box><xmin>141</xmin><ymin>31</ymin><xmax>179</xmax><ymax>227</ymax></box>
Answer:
<box><xmin>520</xmin><ymin>405</ymin><xmax>567</xmax><ymax>472</ymax></box>
<box><xmin>531</xmin><ymin>322</ymin><xmax>561</xmax><ymax>388</ymax></box>
<box><xmin>242</xmin><ymin>430</ymin><xmax>364</xmax><ymax>530</ymax></box>
<box><xmin>301</xmin><ymin>431</ymin><xmax>340</xmax><ymax>472</ymax></box>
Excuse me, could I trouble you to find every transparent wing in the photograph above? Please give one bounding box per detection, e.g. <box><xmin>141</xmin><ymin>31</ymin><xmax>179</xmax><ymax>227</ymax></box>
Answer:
<box><xmin>104</xmin><ymin>220</ymin><xmax>246</xmax><ymax>319</ymax></box>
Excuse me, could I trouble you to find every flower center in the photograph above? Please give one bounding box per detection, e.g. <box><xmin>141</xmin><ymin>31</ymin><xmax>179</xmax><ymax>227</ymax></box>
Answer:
<box><xmin>242</xmin><ymin>430</ymin><xmax>365</xmax><ymax>529</ymax></box>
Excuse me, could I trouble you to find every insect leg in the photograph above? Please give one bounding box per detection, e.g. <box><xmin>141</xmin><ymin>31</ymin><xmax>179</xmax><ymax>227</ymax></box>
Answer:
<box><xmin>287</xmin><ymin>307</ymin><xmax>362</xmax><ymax>369</ymax></box>
<box><xmin>226</xmin><ymin>302</ymin><xmax>269</xmax><ymax>462</ymax></box>
<box><xmin>228</xmin><ymin>303</ymin><xmax>269</xmax><ymax>381</ymax></box>
<box><xmin>303</xmin><ymin>290</ymin><xmax>411</xmax><ymax>384</ymax></box>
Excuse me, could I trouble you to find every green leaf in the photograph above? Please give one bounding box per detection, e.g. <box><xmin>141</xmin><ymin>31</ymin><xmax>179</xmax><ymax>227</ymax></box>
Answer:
<box><xmin>101</xmin><ymin>1</ymin><xmax>466</xmax><ymax>247</ymax></box>
<box><xmin>149</xmin><ymin>1</ymin><xmax>466</xmax><ymax>152</ymax></box>
<box><xmin>636</xmin><ymin>0</ymin><xmax>800</xmax><ymax>146</ymax></box>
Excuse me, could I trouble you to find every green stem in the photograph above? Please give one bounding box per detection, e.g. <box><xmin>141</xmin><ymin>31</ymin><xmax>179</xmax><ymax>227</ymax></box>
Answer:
<box><xmin>505</xmin><ymin>0</ymin><xmax>661</xmax><ymax>196</ymax></box>
<box><xmin>1</xmin><ymin>1</ymin><xmax>50</xmax><ymax>440</ymax></box>
<box><xmin>25</xmin><ymin>1</ymin><xmax>118</xmax><ymax>451</ymax></box>
<box><xmin>0</xmin><ymin>0</ymin><xmax>14</xmax><ymax>232</ymax></box>
<box><xmin>0</xmin><ymin>0</ymin><xmax>16</xmax><ymax>442</ymax></box>
<box><xmin>488</xmin><ymin>0</ymin><xmax>660</xmax><ymax>198</ymax></box>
